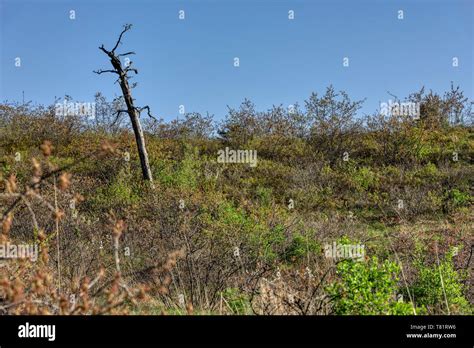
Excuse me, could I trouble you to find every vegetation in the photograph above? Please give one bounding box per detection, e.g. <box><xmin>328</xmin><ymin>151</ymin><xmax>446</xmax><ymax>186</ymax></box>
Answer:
<box><xmin>0</xmin><ymin>84</ymin><xmax>472</xmax><ymax>315</ymax></box>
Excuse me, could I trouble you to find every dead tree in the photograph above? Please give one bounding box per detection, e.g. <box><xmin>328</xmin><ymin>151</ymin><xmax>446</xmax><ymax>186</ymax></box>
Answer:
<box><xmin>94</xmin><ymin>24</ymin><xmax>153</xmax><ymax>183</ymax></box>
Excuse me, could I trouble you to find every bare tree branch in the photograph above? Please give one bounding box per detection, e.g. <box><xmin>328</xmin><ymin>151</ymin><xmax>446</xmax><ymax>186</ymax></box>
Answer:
<box><xmin>118</xmin><ymin>51</ymin><xmax>135</xmax><ymax>57</ymax></box>
<box><xmin>93</xmin><ymin>69</ymin><xmax>119</xmax><ymax>75</ymax></box>
<box><xmin>99</xmin><ymin>45</ymin><xmax>111</xmax><ymax>55</ymax></box>
<box><xmin>136</xmin><ymin>105</ymin><xmax>158</xmax><ymax>121</ymax></box>
<box><xmin>111</xmin><ymin>109</ymin><xmax>128</xmax><ymax>128</ymax></box>
<box><xmin>111</xmin><ymin>24</ymin><xmax>133</xmax><ymax>53</ymax></box>
<box><xmin>124</xmin><ymin>67</ymin><xmax>138</xmax><ymax>75</ymax></box>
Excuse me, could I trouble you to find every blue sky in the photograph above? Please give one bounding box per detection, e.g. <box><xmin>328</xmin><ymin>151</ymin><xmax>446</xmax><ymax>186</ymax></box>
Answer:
<box><xmin>1</xmin><ymin>0</ymin><xmax>472</xmax><ymax>121</ymax></box>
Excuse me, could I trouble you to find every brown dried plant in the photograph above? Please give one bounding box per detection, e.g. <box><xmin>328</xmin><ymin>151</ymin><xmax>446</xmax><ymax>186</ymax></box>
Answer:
<box><xmin>0</xmin><ymin>140</ymin><xmax>183</xmax><ymax>315</ymax></box>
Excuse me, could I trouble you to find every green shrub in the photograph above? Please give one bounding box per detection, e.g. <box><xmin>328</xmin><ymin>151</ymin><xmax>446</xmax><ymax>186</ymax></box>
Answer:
<box><xmin>253</xmin><ymin>223</ymin><xmax>286</xmax><ymax>262</ymax></box>
<box><xmin>412</xmin><ymin>249</ymin><xmax>471</xmax><ymax>314</ymax></box>
<box><xmin>448</xmin><ymin>189</ymin><xmax>471</xmax><ymax>207</ymax></box>
<box><xmin>175</xmin><ymin>147</ymin><xmax>199</xmax><ymax>189</ymax></box>
<box><xmin>90</xmin><ymin>169</ymin><xmax>140</xmax><ymax>209</ymax></box>
<box><xmin>255</xmin><ymin>186</ymin><xmax>273</xmax><ymax>206</ymax></box>
<box><xmin>221</xmin><ymin>288</ymin><xmax>251</xmax><ymax>314</ymax></box>
<box><xmin>282</xmin><ymin>233</ymin><xmax>320</xmax><ymax>263</ymax></box>
<box><xmin>327</xmin><ymin>256</ymin><xmax>414</xmax><ymax>315</ymax></box>
<box><xmin>352</xmin><ymin>166</ymin><xmax>377</xmax><ymax>191</ymax></box>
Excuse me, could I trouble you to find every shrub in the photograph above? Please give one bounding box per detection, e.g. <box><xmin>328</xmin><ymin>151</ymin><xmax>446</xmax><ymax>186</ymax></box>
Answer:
<box><xmin>447</xmin><ymin>188</ymin><xmax>471</xmax><ymax>207</ymax></box>
<box><xmin>221</xmin><ymin>288</ymin><xmax>251</xmax><ymax>314</ymax></box>
<box><xmin>352</xmin><ymin>166</ymin><xmax>378</xmax><ymax>192</ymax></box>
<box><xmin>412</xmin><ymin>249</ymin><xmax>471</xmax><ymax>314</ymax></box>
<box><xmin>90</xmin><ymin>169</ymin><xmax>140</xmax><ymax>210</ymax></box>
<box><xmin>327</xmin><ymin>256</ymin><xmax>414</xmax><ymax>315</ymax></box>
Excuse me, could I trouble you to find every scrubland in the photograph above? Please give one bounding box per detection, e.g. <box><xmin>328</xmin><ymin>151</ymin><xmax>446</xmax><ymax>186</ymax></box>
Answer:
<box><xmin>0</xmin><ymin>85</ymin><xmax>472</xmax><ymax>315</ymax></box>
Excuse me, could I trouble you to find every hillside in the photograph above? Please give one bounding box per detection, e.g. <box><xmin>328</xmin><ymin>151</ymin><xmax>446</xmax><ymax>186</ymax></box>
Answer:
<box><xmin>0</xmin><ymin>85</ymin><xmax>472</xmax><ymax>315</ymax></box>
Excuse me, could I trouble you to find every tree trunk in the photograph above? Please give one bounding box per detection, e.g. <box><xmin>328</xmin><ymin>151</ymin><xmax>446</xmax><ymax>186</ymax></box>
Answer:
<box><xmin>118</xmin><ymin>75</ymin><xmax>153</xmax><ymax>182</ymax></box>
<box><xmin>95</xmin><ymin>25</ymin><xmax>154</xmax><ymax>183</ymax></box>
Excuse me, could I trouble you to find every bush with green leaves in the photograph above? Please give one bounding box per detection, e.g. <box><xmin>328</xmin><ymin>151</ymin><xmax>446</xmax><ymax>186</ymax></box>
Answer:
<box><xmin>282</xmin><ymin>232</ymin><xmax>320</xmax><ymax>263</ymax></box>
<box><xmin>411</xmin><ymin>249</ymin><xmax>472</xmax><ymax>314</ymax></box>
<box><xmin>89</xmin><ymin>168</ymin><xmax>141</xmax><ymax>210</ymax></box>
<box><xmin>351</xmin><ymin>166</ymin><xmax>378</xmax><ymax>192</ymax></box>
<box><xmin>327</xmin><ymin>256</ymin><xmax>414</xmax><ymax>315</ymax></box>
<box><xmin>221</xmin><ymin>288</ymin><xmax>251</xmax><ymax>314</ymax></box>
<box><xmin>445</xmin><ymin>188</ymin><xmax>471</xmax><ymax>208</ymax></box>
